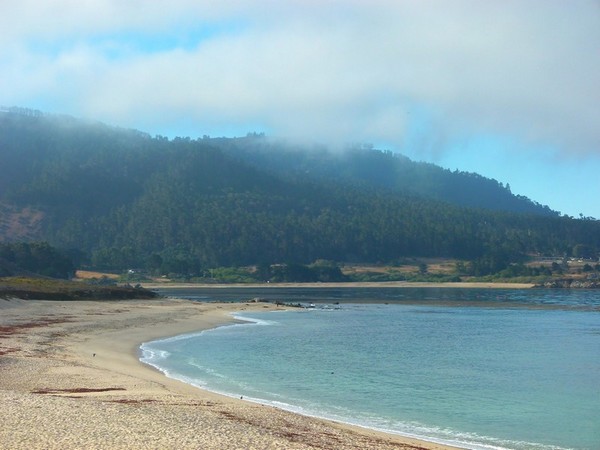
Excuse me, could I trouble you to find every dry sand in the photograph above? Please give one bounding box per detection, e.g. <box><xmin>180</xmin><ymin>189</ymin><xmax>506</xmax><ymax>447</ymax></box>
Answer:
<box><xmin>0</xmin><ymin>297</ymin><xmax>459</xmax><ymax>449</ymax></box>
<box><xmin>142</xmin><ymin>281</ymin><xmax>535</xmax><ymax>289</ymax></box>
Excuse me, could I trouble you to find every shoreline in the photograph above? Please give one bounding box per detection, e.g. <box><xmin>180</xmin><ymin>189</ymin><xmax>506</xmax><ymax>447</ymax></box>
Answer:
<box><xmin>142</xmin><ymin>281</ymin><xmax>536</xmax><ymax>289</ymax></box>
<box><xmin>0</xmin><ymin>297</ymin><xmax>459</xmax><ymax>449</ymax></box>
<box><xmin>139</xmin><ymin>313</ymin><xmax>464</xmax><ymax>449</ymax></box>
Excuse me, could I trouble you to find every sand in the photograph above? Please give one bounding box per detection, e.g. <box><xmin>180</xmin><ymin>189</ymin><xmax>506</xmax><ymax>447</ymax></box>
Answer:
<box><xmin>0</xmin><ymin>296</ymin><xmax>460</xmax><ymax>450</ymax></box>
<box><xmin>142</xmin><ymin>281</ymin><xmax>535</xmax><ymax>289</ymax></box>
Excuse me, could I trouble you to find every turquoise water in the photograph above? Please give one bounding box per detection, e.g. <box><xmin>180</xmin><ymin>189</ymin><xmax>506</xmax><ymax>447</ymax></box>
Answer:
<box><xmin>141</xmin><ymin>289</ymin><xmax>600</xmax><ymax>449</ymax></box>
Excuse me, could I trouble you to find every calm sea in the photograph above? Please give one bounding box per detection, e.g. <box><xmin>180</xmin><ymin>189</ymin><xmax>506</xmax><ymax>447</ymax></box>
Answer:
<box><xmin>141</xmin><ymin>288</ymin><xmax>600</xmax><ymax>450</ymax></box>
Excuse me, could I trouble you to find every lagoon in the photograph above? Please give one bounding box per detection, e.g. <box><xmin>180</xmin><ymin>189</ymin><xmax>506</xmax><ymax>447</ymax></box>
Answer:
<box><xmin>143</xmin><ymin>288</ymin><xmax>600</xmax><ymax>449</ymax></box>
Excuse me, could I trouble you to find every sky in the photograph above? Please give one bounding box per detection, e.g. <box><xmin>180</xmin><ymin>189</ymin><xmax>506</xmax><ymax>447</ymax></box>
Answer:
<box><xmin>1</xmin><ymin>0</ymin><xmax>599</xmax><ymax>218</ymax></box>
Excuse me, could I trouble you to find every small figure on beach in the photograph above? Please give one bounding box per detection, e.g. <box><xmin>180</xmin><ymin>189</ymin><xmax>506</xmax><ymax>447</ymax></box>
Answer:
<box><xmin>93</xmin><ymin>353</ymin><xmax>96</xmax><ymax>357</ymax></box>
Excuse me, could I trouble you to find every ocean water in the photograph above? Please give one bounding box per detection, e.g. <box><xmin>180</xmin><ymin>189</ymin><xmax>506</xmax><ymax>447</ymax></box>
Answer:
<box><xmin>141</xmin><ymin>288</ymin><xmax>600</xmax><ymax>450</ymax></box>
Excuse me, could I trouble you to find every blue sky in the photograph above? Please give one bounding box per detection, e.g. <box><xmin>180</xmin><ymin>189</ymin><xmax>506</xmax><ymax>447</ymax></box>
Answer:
<box><xmin>1</xmin><ymin>0</ymin><xmax>599</xmax><ymax>218</ymax></box>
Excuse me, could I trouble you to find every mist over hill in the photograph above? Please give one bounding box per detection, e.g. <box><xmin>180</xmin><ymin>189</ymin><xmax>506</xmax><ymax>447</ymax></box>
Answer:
<box><xmin>215</xmin><ymin>135</ymin><xmax>558</xmax><ymax>217</ymax></box>
<box><xmin>0</xmin><ymin>109</ymin><xmax>598</xmax><ymax>275</ymax></box>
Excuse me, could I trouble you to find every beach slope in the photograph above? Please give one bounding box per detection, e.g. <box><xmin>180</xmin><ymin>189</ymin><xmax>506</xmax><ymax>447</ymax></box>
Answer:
<box><xmin>0</xmin><ymin>297</ymin><xmax>458</xmax><ymax>449</ymax></box>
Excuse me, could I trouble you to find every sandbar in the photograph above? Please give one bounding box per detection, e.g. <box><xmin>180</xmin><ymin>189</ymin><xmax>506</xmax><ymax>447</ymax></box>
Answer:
<box><xmin>0</xmin><ymin>297</ymin><xmax>459</xmax><ymax>449</ymax></box>
<box><xmin>142</xmin><ymin>281</ymin><xmax>535</xmax><ymax>289</ymax></box>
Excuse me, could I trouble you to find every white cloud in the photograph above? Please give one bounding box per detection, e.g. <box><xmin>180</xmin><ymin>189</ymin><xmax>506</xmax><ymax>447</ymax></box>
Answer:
<box><xmin>1</xmin><ymin>0</ymin><xmax>599</xmax><ymax>155</ymax></box>
<box><xmin>0</xmin><ymin>0</ymin><xmax>254</xmax><ymax>40</ymax></box>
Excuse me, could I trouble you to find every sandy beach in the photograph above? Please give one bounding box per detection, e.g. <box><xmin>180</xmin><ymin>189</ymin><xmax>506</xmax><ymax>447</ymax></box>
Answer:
<box><xmin>142</xmin><ymin>281</ymin><xmax>535</xmax><ymax>289</ymax></box>
<box><xmin>0</xmin><ymin>296</ymin><xmax>459</xmax><ymax>449</ymax></box>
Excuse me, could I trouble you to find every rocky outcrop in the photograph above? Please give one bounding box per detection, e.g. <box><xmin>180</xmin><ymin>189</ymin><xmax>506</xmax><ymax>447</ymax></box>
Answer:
<box><xmin>537</xmin><ymin>278</ymin><xmax>600</xmax><ymax>288</ymax></box>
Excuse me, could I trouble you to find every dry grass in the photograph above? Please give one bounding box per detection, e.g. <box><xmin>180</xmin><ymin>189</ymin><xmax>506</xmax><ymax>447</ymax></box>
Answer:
<box><xmin>74</xmin><ymin>270</ymin><xmax>120</xmax><ymax>280</ymax></box>
<box><xmin>343</xmin><ymin>258</ymin><xmax>459</xmax><ymax>276</ymax></box>
<box><xmin>0</xmin><ymin>203</ymin><xmax>44</xmax><ymax>241</ymax></box>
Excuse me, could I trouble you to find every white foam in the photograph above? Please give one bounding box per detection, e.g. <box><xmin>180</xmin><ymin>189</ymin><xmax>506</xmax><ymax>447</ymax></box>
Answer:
<box><xmin>231</xmin><ymin>313</ymin><xmax>278</xmax><ymax>326</ymax></box>
<box><xmin>139</xmin><ymin>346</ymin><xmax>170</xmax><ymax>363</ymax></box>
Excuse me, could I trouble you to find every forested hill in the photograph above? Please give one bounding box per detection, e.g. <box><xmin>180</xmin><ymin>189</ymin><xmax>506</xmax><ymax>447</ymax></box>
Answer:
<box><xmin>215</xmin><ymin>136</ymin><xmax>558</xmax><ymax>217</ymax></box>
<box><xmin>1</xmin><ymin>109</ymin><xmax>598</xmax><ymax>274</ymax></box>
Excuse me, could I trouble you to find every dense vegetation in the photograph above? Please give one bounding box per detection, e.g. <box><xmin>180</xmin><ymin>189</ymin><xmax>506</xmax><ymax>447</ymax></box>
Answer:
<box><xmin>0</xmin><ymin>241</ymin><xmax>74</xmax><ymax>278</ymax></box>
<box><xmin>0</xmin><ymin>276</ymin><xmax>158</xmax><ymax>300</ymax></box>
<box><xmin>216</xmin><ymin>137</ymin><xmax>558</xmax><ymax>216</ymax></box>
<box><xmin>1</xmin><ymin>109</ymin><xmax>599</xmax><ymax>278</ymax></box>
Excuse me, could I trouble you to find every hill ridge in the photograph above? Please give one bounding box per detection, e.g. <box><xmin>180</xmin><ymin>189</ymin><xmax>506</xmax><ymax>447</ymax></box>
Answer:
<box><xmin>1</xmin><ymin>110</ymin><xmax>597</xmax><ymax>274</ymax></box>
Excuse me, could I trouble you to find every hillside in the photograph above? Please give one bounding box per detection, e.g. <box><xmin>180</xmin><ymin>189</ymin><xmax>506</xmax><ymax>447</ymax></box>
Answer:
<box><xmin>215</xmin><ymin>136</ymin><xmax>558</xmax><ymax>216</ymax></box>
<box><xmin>0</xmin><ymin>109</ymin><xmax>599</xmax><ymax>276</ymax></box>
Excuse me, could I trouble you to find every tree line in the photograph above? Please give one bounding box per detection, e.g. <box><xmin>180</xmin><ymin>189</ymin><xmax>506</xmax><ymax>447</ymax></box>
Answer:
<box><xmin>0</xmin><ymin>111</ymin><xmax>599</xmax><ymax>278</ymax></box>
<box><xmin>0</xmin><ymin>241</ymin><xmax>74</xmax><ymax>278</ymax></box>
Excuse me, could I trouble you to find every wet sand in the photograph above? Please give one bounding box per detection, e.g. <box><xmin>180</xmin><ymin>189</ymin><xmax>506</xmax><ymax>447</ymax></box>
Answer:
<box><xmin>0</xmin><ymin>297</ymin><xmax>459</xmax><ymax>449</ymax></box>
